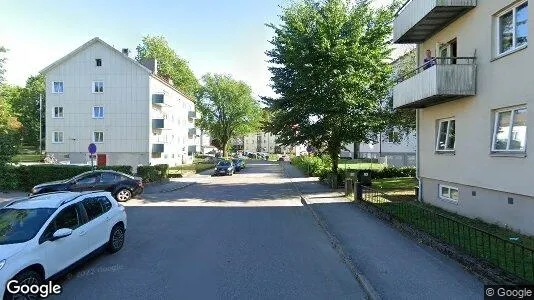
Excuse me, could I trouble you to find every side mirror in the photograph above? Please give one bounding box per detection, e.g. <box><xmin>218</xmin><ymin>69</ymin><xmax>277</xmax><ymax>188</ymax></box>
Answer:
<box><xmin>50</xmin><ymin>228</ymin><xmax>73</xmax><ymax>241</ymax></box>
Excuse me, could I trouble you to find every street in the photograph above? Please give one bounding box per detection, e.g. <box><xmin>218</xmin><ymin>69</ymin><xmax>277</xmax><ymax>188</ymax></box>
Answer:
<box><xmin>51</xmin><ymin>161</ymin><xmax>366</xmax><ymax>299</ymax></box>
<box><xmin>46</xmin><ymin>160</ymin><xmax>482</xmax><ymax>299</ymax></box>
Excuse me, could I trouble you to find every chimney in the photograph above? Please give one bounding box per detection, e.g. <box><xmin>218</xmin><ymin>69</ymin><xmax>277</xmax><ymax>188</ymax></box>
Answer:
<box><xmin>140</xmin><ymin>58</ymin><xmax>158</xmax><ymax>75</ymax></box>
<box><xmin>122</xmin><ymin>48</ymin><xmax>130</xmax><ymax>56</ymax></box>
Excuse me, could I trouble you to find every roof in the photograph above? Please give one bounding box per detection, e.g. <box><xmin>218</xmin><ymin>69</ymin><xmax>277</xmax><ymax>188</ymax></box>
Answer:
<box><xmin>39</xmin><ymin>37</ymin><xmax>195</xmax><ymax>102</ymax></box>
<box><xmin>3</xmin><ymin>191</ymin><xmax>107</xmax><ymax>209</ymax></box>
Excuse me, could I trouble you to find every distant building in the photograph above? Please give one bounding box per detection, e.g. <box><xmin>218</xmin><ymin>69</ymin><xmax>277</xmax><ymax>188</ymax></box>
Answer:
<box><xmin>243</xmin><ymin>132</ymin><xmax>293</xmax><ymax>154</ymax></box>
<box><xmin>41</xmin><ymin>37</ymin><xmax>201</xmax><ymax>170</ymax></box>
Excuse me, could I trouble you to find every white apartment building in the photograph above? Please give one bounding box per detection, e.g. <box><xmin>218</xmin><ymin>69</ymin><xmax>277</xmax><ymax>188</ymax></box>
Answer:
<box><xmin>243</xmin><ymin>132</ymin><xmax>293</xmax><ymax>154</ymax></box>
<box><xmin>41</xmin><ymin>37</ymin><xmax>201</xmax><ymax>169</ymax></box>
<box><xmin>392</xmin><ymin>0</ymin><xmax>533</xmax><ymax>234</ymax></box>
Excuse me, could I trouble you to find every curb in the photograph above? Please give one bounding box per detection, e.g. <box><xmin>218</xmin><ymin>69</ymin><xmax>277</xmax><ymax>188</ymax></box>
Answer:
<box><xmin>280</xmin><ymin>164</ymin><xmax>381</xmax><ymax>300</ymax></box>
<box><xmin>159</xmin><ymin>182</ymin><xmax>196</xmax><ymax>193</ymax></box>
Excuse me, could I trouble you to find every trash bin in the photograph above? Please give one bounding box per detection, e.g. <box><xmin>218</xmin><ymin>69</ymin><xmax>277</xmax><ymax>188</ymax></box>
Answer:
<box><xmin>357</xmin><ymin>171</ymin><xmax>372</xmax><ymax>187</ymax></box>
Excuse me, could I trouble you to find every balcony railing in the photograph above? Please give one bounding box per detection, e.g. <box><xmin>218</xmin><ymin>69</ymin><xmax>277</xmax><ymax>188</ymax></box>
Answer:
<box><xmin>394</xmin><ymin>0</ymin><xmax>477</xmax><ymax>44</ymax></box>
<box><xmin>152</xmin><ymin>144</ymin><xmax>164</xmax><ymax>153</ymax></box>
<box><xmin>393</xmin><ymin>57</ymin><xmax>476</xmax><ymax>109</ymax></box>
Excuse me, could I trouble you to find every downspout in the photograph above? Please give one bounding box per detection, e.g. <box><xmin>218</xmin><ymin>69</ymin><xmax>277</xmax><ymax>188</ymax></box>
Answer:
<box><xmin>415</xmin><ymin>44</ymin><xmax>422</xmax><ymax>202</ymax></box>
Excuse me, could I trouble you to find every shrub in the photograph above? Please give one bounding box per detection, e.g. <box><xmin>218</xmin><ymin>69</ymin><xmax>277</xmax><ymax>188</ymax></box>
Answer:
<box><xmin>136</xmin><ymin>164</ymin><xmax>169</xmax><ymax>183</ymax></box>
<box><xmin>290</xmin><ymin>155</ymin><xmax>331</xmax><ymax>176</ymax></box>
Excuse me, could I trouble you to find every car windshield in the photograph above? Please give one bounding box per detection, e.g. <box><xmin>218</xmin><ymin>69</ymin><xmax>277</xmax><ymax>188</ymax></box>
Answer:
<box><xmin>218</xmin><ymin>161</ymin><xmax>231</xmax><ymax>166</ymax></box>
<box><xmin>0</xmin><ymin>208</ymin><xmax>56</xmax><ymax>245</ymax></box>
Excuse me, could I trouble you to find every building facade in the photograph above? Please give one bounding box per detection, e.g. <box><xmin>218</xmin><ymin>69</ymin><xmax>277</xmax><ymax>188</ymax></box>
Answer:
<box><xmin>41</xmin><ymin>37</ymin><xmax>200</xmax><ymax>170</ymax></box>
<box><xmin>352</xmin><ymin>131</ymin><xmax>417</xmax><ymax>167</ymax></box>
<box><xmin>393</xmin><ymin>0</ymin><xmax>533</xmax><ymax>234</ymax></box>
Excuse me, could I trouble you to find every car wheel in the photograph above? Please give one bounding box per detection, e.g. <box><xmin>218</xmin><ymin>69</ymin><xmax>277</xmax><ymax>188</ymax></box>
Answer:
<box><xmin>5</xmin><ymin>269</ymin><xmax>43</xmax><ymax>300</ymax></box>
<box><xmin>115</xmin><ymin>188</ymin><xmax>132</xmax><ymax>202</ymax></box>
<box><xmin>107</xmin><ymin>224</ymin><xmax>125</xmax><ymax>253</ymax></box>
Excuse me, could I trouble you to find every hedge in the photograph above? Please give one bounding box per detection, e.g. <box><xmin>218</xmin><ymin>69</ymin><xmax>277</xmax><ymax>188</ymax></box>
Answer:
<box><xmin>136</xmin><ymin>164</ymin><xmax>169</xmax><ymax>183</ymax></box>
<box><xmin>0</xmin><ymin>164</ymin><xmax>134</xmax><ymax>192</ymax></box>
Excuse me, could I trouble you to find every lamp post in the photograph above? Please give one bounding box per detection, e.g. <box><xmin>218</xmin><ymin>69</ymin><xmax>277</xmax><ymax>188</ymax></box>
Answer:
<box><xmin>39</xmin><ymin>94</ymin><xmax>42</xmax><ymax>154</ymax></box>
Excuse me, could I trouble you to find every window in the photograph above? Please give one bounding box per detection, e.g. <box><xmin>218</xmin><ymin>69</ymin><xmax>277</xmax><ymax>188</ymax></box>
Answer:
<box><xmin>95</xmin><ymin>58</ymin><xmax>102</xmax><ymax>67</ymax></box>
<box><xmin>98</xmin><ymin>196</ymin><xmax>112</xmax><ymax>213</ymax></box>
<box><xmin>385</xmin><ymin>129</ymin><xmax>401</xmax><ymax>143</ymax></box>
<box><xmin>52</xmin><ymin>81</ymin><xmax>64</xmax><ymax>93</ymax></box>
<box><xmin>492</xmin><ymin>106</ymin><xmax>527</xmax><ymax>152</ymax></box>
<box><xmin>93</xmin><ymin>131</ymin><xmax>104</xmax><ymax>143</ymax></box>
<box><xmin>436</xmin><ymin>119</ymin><xmax>456</xmax><ymax>151</ymax></box>
<box><xmin>93</xmin><ymin>106</ymin><xmax>104</xmax><ymax>118</ymax></box>
<box><xmin>100</xmin><ymin>172</ymin><xmax>118</xmax><ymax>183</ymax></box>
<box><xmin>439</xmin><ymin>185</ymin><xmax>459</xmax><ymax>203</ymax></box>
<box><xmin>53</xmin><ymin>107</ymin><xmax>64</xmax><ymax>118</ymax></box>
<box><xmin>92</xmin><ymin>81</ymin><xmax>104</xmax><ymax>93</ymax></box>
<box><xmin>53</xmin><ymin>131</ymin><xmax>64</xmax><ymax>143</ymax></box>
<box><xmin>76</xmin><ymin>173</ymin><xmax>100</xmax><ymax>184</ymax></box>
<box><xmin>497</xmin><ymin>1</ymin><xmax>528</xmax><ymax>55</ymax></box>
<box><xmin>82</xmin><ymin>198</ymin><xmax>104</xmax><ymax>221</ymax></box>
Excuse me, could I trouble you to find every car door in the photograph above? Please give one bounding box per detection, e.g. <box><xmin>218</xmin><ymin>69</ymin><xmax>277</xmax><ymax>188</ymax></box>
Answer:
<box><xmin>71</xmin><ymin>172</ymin><xmax>101</xmax><ymax>192</ymax></box>
<box><xmin>80</xmin><ymin>196</ymin><xmax>113</xmax><ymax>252</ymax></box>
<box><xmin>94</xmin><ymin>172</ymin><xmax>118</xmax><ymax>192</ymax></box>
<box><xmin>39</xmin><ymin>203</ymin><xmax>89</xmax><ymax>276</ymax></box>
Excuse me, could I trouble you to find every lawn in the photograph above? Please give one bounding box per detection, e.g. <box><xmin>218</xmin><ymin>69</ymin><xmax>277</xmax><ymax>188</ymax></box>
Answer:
<box><xmin>360</xmin><ymin>190</ymin><xmax>534</xmax><ymax>282</ymax></box>
<box><xmin>372</xmin><ymin>177</ymin><xmax>418</xmax><ymax>190</ymax></box>
<box><xmin>338</xmin><ymin>160</ymin><xmax>386</xmax><ymax>171</ymax></box>
<box><xmin>168</xmin><ymin>163</ymin><xmax>215</xmax><ymax>177</ymax></box>
<box><xmin>14</xmin><ymin>154</ymin><xmax>43</xmax><ymax>162</ymax></box>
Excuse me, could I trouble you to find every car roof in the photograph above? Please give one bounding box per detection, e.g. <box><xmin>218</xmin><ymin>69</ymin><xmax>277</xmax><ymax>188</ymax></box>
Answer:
<box><xmin>2</xmin><ymin>191</ymin><xmax>110</xmax><ymax>209</ymax></box>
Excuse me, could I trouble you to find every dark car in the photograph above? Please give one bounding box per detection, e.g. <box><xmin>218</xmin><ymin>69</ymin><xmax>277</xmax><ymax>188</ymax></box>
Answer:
<box><xmin>213</xmin><ymin>160</ymin><xmax>235</xmax><ymax>176</ymax></box>
<box><xmin>30</xmin><ymin>170</ymin><xmax>143</xmax><ymax>202</ymax></box>
<box><xmin>232</xmin><ymin>159</ymin><xmax>246</xmax><ymax>172</ymax></box>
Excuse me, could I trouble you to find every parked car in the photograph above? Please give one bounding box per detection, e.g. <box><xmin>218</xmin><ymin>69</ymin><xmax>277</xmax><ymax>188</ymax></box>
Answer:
<box><xmin>30</xmin><ymin>170</ymin><xmax>143</xmax><ymax>202</ymax></box>
<box><xmin>213</xmin><ymin>160</ymin><xmax>235</xmax><ymax>176</ymax></box>
<box><xmin>0</xmin><ymin>191</ymin><xmax>127</xmax><ymax>300</ymax></box>
<box><xmin>232</xmin><ymin>159</ymin><xmax>246</xmax><ymax>172</ymax></box>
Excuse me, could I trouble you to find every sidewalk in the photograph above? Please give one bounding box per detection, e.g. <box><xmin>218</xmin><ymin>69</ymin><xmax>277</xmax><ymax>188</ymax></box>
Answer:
<box><xmin>282</xmin><ymin>163</ymin><xmax>483</xmax><ymax>300</ymax></box>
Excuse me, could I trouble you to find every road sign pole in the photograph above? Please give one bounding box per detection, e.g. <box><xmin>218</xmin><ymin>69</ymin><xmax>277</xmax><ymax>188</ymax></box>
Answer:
<box><xmin>88</xmin><ymin>143</ymin><xmax>97</xmax><ymax>171</ymax></box>
<box><xmin>91</xmin><ymin>155</ymin><xmax>94</xmax><ymax>171</ymax></box>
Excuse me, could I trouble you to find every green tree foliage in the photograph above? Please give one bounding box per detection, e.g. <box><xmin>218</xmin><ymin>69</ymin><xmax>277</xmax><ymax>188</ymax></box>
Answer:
<box><xmin>136</xmin><ymin>35</ymin><xmax>200</xmax><ymax>99</ymax></box>
<box><xmin>197</xmin><ymin>74</ymin><xmax>263</xmax><ymax>157</ymax></box>
<box><xmin>264</xmin><ymin>0</ymin><xmax>398</xmax><ymax>173</ymax></box>
<box><xmin>0</xmin><ymin>46</ymin><xmax>6</xmax><ymax>84</ymax></box>
<box><xmin>0</xmin><ymin>91</ymin><xmax>22</xmax><ymax>165</ymax></box>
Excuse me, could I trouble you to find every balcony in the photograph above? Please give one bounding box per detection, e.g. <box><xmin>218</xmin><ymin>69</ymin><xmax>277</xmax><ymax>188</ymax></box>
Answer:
<box><xmin>393</xmin><ymin>0</ymin><xmax>477</xmax><ymax>44</ymax></box>
<box><xmin>152</xmin><ymin>94</ymin><xmax>170</xmax><ymax>106</ymax></box>
<box><xmin>188</xmin><ymin>127</ymin><xmax>200</xmax><ymax>138</ymax></box>
<box><xmin>393</xmin><ymin>57</ymin><xmax>476</xmax><ymax>109</ymax></box>
<box><xmin>152</xmin><ymin>119</ymin><xmax>171</xmax><ymax>130</ymax></box>
<box><xmin>188</xmin><ymin>111</ymin><xmax>199</xmax><ymax>120</ymax></box>
<box><xmin>152</xmin><ymin>144</ymin><xmax>164</xmax><ymax>153</ymax></box>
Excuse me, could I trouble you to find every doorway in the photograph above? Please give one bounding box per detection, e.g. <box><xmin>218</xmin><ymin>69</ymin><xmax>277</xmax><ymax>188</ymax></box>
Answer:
<box><xmin>438</xmin><ymin>38</ymin><xmax>457</xmax><ymax>65</ymax></box>
<box><xmin>97</xmin><ymin>154</ymin><xmax>107</xmax><ymax>166</ymax></box>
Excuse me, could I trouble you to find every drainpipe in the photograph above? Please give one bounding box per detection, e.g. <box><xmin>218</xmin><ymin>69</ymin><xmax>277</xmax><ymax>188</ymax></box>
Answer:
<box><xmin>416</xmin><ymin>108</ymin><xmax>422</xmax><ymax>202</ymax></box>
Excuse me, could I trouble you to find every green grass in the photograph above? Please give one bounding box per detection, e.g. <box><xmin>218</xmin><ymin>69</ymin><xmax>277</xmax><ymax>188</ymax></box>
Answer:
<box><xmin>338</xmin><ymin>161</ymin><xmax>386</xmax><ymax>171</ymax></box>
<box><xmin>360</xmin><ymin>192</ymin><xmax>534</xmax><ymax>282</ymax></box>
<box><xmin>14</xmin><ymin>154</ymin><xmax>43</xmax><ymax>162</ymax></box>
<box><xmin>168</xmin><ymin>163</ymin><xmax>215</xmax><ymax>176</ymax></box>
<box><xmin>372</xmin><ymin>177</ymin><xmax>418</xmax><ymax>190</ymax></box>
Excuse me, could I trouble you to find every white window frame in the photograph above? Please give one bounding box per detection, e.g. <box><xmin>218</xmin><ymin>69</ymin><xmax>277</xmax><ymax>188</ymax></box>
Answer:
<box><xmin>435</xmin><ymin>118</ymin><xmax>456</xmax><ymax>152</ymax></box>
<box><xmin>92</xmin><ymin>106</ymin><xmax>104</xmax><ymax>119</ymax></box>
<box><xmin>491</xmin><ymin>106</ymin><xmax>527</xmax><ymax>152</ymax></box>
<box><xmin>438</xmin><ymin>184</ymin><xmax>459</xmax><ymax>203</ymax></box>
<box><xmin>52</xmin><ymin>81</ymin><xmax>64</xmax><ymax>94</ymax></box>
<box><xmin>93</xmin><ymin>131</ymin><xmax>104</xmax><ymax>143</ymax></box>
<box><xmin>52</xmin><ymin>131</ymin><xmax>64</xmax><ymax>143</ymax></box>
<box><xmin>53</xmin><ymin>107</ymin><xmax>64</xmax><ymax>118</ymax></box>
<box><xmin>495</xmin><ymin>1</ymin><xmax>529</xmax><ymax>56</ymax></box>
<box><xmin>92</xmin><ymin>81</ymin><xmax>104</xmax><ymax>93</ymax></box>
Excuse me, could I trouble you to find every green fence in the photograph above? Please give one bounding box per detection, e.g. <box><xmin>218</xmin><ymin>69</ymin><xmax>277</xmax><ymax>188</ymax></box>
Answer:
<box><xmin>360</xmin><ymin>186</ymin><xmax>534</xmax><ymax>283</ymax></box>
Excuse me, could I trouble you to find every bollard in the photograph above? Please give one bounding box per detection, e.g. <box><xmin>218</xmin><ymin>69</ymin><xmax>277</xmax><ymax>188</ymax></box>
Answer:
<box><xmin>355</xmin><ymin>181</ymin><xmax>363</xmax><ymax>201</ymax></box>
<box><xmin>345</xmin><ymin>179</ymin><xmax>353</xmax><ymax>196</ymax></box>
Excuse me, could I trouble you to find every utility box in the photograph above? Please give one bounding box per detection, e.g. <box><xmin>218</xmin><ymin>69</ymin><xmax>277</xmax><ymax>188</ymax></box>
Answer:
<box><xmin>357</xmin><ymin>171</ymin><xmax>372</xmax><ymax>187</ymax></box>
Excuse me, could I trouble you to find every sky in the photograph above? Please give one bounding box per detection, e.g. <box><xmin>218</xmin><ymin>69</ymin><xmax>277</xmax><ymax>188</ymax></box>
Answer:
<box><xmin>0</xmin><ymin>0</ymin><xmax>406</xmax><ymax>99</ymax></box>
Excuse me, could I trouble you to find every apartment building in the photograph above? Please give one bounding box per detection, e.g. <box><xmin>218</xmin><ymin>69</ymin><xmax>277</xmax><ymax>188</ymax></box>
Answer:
<box><xmin>41</xmin><ymin>37</ymin><xmax>201</xmax><ymax>169</ymax></box>
<box><xmin>393</xmin><ymin>0</ymin><xmax>532</xmax><ymax>234</ymax></box>
<box><xmin>243</xmin><ymin>132</ymin><xmax>294</xmax><ymax>154</ymax></box>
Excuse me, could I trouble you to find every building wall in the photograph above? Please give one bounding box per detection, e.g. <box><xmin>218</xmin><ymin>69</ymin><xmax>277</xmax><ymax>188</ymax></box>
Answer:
<box><xmin>45</xmin><ymin>42</ymin><xmax>150</xmax><ymax>162</ymax></box>
<box><xmin>417</xmin><ymin>0</ymin><xmax>533</xmax><ymax>198</ymax></box>
<box><xmin>421</xmin><ymin>177</ymin><xmax>534</xmax><ymax>236</ymax></box>
<box><xmin>148</xmin><ymin>77</ymin><xmax>196</xmax><ymax>166</ymax></box>
<box><xmin>359</xmin><ymin>132</ymin><xmax>417</xmax><ymax>154</ymax></box>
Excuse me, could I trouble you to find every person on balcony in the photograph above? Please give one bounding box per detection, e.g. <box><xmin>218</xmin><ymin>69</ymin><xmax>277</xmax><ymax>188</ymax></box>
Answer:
<box><xmin>423</xmin><ymin>49</ymin><xmax>436</xmax><ymax>70</ymax></box>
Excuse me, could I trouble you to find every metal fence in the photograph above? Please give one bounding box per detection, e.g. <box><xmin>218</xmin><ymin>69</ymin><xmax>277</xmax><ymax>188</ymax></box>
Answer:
<box><xmin>360</xmin><ymin>185</ymin><xmax>534</xmax><ymax>283</ymax></box>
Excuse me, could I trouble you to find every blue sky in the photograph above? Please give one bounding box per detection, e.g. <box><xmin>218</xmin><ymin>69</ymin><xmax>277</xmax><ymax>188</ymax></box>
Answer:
<box><xmin>1</xmin><ymin>0</ymin><xmax>398</xmax><ymax>98</ymax></box>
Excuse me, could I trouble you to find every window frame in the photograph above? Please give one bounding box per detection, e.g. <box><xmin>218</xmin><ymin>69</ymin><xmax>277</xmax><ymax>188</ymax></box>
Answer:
<box><xmin>52</xmin><ymin>131</ymin><xmax>64</xmax><ymax>143</ymax></box>
<box><xmin>39</xmin><ymin>204</ymin><xmax>83</xmax><ymax>244</ymax></box>
<box><xmin>495</xmin><ymin>1</ymin><xmax>529</xmax><ymax>57</ymax></box>
<box><xmin>438</xmin><ymin>184</ymin><xmax>459</xmax><ymax>203</ymax></box>
<box><xmin>81</xmin><ymin>197</ymin><xmax>105</xmax><ymax>222</ymax></box>
<box><xmin>435</xmin><ymin>118</ymin><xmax>456</xmax><ymax>152</ymax></box>
<box><xmin>52</xmin><ymin>81</ymin><xmax>64</xmax><ymax>94</ymax></box>
<box><xmin>92</xmin><ymin>106</ymin><xmax>104</xmax><ymax>119</ymax></box>
<box><xmin>92</xmin><ymin>81</ymin><xmax>104</xmax><ymax>93</ymax></box>
<box><xmin>93</xmin><ymin>131</ymin><xmax>104</xmax><ymax>143</ymax></box>
<box><xmin>53</xmin><ymin>106</ymin><xmax>64</xmax><ymax>118</ymax></box>
<box><xmin>491</xmin><ymin>106</ymin><xmax>527</xmax><ymax>152</ymax></box>
<box><xmin>95</xmin><ymin>58</ymin><xmax>102</xmax><ymax>67</ymax></box>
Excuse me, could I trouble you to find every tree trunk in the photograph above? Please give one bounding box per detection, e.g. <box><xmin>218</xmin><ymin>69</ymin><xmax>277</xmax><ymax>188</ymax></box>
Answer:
<box><xmin>222</xmin><ymin>141</ymin><xmax>228</xmax><ymax>158</ymax></box>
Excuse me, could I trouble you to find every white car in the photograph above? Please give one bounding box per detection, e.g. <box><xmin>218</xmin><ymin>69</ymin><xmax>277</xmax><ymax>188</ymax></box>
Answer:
<box><xmin>0</xmin><ymin>191</ymin><xmax>127</xmax><ymax>299</ymax></box>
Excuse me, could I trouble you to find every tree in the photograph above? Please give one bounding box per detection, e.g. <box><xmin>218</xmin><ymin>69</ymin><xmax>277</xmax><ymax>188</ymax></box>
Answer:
<box><xmin>264</xmin><ymin>0</ymin><xmax>399</xmax><ymax>174</ymax></box>
<box><xmin>136</xmin><ymin>36</ymin><xmax>200</xmax><ymax>99</ymax></box>
<box><xmin>0</xmin><ymin>90</ymin><xmax>22</xmax><ymax>165</ymax></box>
<box><xmin>0</xmin><ymin>46</ymin><xmax>6</xmax><ymax>84</ymax></box>
<box><xmin>196</xmin><ymin>74</ymin><xmax>263</xmax><ymax>157</ymax></box>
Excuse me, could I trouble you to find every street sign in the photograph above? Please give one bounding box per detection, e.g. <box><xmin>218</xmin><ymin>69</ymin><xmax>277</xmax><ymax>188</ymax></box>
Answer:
<box><xmin>88</xmin><ymin>143</ymin><xmax>97</xmax><ymax>154</ymax></box>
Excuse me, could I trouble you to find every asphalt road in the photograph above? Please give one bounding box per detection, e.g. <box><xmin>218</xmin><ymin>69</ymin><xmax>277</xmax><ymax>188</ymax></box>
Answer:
<box><xmin>51</xmin><ymin>161</ymin><xmax>366</xmax><ymax>299</ymax></box>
